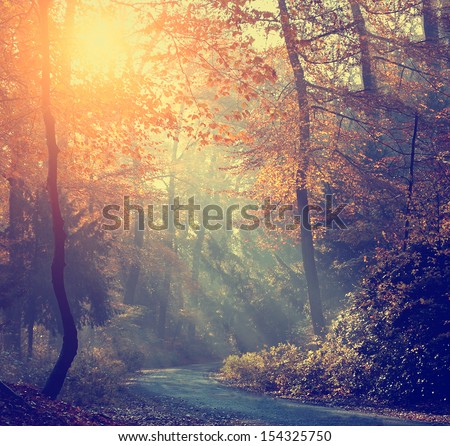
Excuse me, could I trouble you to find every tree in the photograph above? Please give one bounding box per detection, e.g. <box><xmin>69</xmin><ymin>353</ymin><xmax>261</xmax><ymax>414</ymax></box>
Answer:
<box><xmin>275</xmin><ymin>0</ymin><xmax>326</xmax><ymax>336</ymax></box>
<box><xmin>39</xmin><ymin>0</ymin><xmax>78</xmax><ymax>400</ymax></box>
<box><xmin>349</xmin><ymin>0</ymin><xmax>377</xmax><ymax>93</ymax></box>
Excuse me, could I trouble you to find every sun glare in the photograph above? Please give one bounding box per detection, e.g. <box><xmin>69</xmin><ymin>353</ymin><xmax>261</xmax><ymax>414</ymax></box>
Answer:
<box><xmin>72</xmin><ymin>14</ymin><xmax>128</xmax><ymax>76</ymax></box>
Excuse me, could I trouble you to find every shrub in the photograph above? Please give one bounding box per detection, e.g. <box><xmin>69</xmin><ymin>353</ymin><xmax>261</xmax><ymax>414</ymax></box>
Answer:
<box><xmin>221</xmin><ymin>241</ymin><xmax>450</xmax><ymax>408</ymax></box>
<box><xmin>62</xmin><ymin>347</ymin><xmax>127</xmax><ymax>406</ymax></box>
<box><xmin>221</xmin><ymin>352</ymin><xmax>267</xmax><ymax>390</ymax></box>
<box><xmin>221</xmin><ymin>344</ymin><xmax>305</xmax><ymax>392</ymax></box>
<box><xmin>333</xmin><ymin>242</ymin><xmax>450</xmax><ymax>405</ymax></box>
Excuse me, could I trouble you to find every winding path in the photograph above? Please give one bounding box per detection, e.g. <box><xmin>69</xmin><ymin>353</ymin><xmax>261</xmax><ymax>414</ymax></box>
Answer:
<box><xmin>129</xmin><ymin>363</ymin><xmax>422</xmax><ymax>426</ymax></box>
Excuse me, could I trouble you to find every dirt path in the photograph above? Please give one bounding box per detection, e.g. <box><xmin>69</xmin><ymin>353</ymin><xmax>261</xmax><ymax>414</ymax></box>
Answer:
<box><xmin>129</xmin><ymin>363</ymin><xmax>423</xmax><ymax>426</ymax></box>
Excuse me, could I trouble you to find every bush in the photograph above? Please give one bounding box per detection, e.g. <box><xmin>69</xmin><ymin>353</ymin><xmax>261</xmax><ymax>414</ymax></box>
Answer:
<box><xmin>0</xmin><ymin>342</ymin><xmax>57</xmax><ymax>389</ymax></box>
<box><xmin>334</xmin><ymin>242</ymin><xmax>450</xmax><ymax>405</ymax></box>
<box><xmin>62</xmin><ymin>347</ymin><xmax>127</xmax><ymax>406</ymax></box>
<box><xmin>221</xmin><ymin>344</ymin><xmax>304</xmax><ymax>393</ymax></box>
<box><xmin>221</xmin><ymin>241</ymin><xmax>450</xmax><ymax>408</ymax></box>
<box><xmin>221</xmin><ymin>352</ymin><xmax>267</xmax><ymax>390</ymax></box>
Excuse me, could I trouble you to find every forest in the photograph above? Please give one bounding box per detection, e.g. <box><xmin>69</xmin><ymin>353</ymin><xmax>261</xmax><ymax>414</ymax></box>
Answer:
<box><xmin>0</xmin><ymin>0</ymin><xmax>449</xmax><ymax>426</ymax></box>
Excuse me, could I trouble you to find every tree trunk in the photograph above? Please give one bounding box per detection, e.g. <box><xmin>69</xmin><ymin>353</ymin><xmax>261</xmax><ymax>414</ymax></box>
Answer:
<box><xmin>157</xmin><ymin>281</ymin><xmax>169</xmax><ymax>340</ymax></box>
<box><xmin>422</xmin><ymin>0</ymin><xmax>444</xmax><ymax>107</ymax></box>
<box><xmin>158</xmin><ymin>107</ymin><xmax>184</xmax><ymax>340</ymax></box>
<box><xmin>39</xmin><ymin>0</ymin><xmax>78</xmax><ymax>400</ymax></box>
<box><xmin>403</xmin><ymin>114</ymin><xmax>419</xmax><ymax>251</ymax></box>
<box><xmin>4</xmin><ymin>178</ymin><xmax>24</xmax><ymax>356</ymax></box>
<box><xmin>441</xmin><ymin>0</ymin><xmax>450</xmax><ymax>52</ymax></box>
<box><xmin>278</xmin><ymin>0</ymin><xmax>326</xmax><ymax>337</ymax></box>
<box><xmin>27</xmin><ymin>320</ymin><xmax>34</xmax><ymax>359</ymax></box>
<box><xmin>187</xmin><ymin>225</ymin><xmax>205</xmax><ymax>340</ymax></box>
<box><xmin>296</xmin><ymin>188</ymin><xmax>326</xmax><ymax>336</ymax></box>
<box><xmin>124</xmin><ymin>223</ymin><xmax>144</xmax><ymax>305</ymax></box>
<box><xmin>349</xmin><ymin>0</ymin><xmax>377</xmax><ymax>92</ymax></box>
<box><xmin>349</xmin><ymin>0</ymin><xmax>385</xmax><ymax>167</ymax></box>
<box><xmin>124</xmin><ymin>264</ymin><xmax>141</xmax><ymax>305</ymax></box>
<box><xmin>423</xmin><ymin>0</ymin><xmax>440</xmax><ymax>42</ymax></box>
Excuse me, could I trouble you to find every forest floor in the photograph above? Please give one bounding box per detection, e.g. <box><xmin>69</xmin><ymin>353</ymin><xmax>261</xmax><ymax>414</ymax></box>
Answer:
<box><xmin>1</xmin><ymin>367</ymin><xmax>449</xmax><ymax>426</ymax></box>
<box><xmin>0</xmin><ymin>382</ymin><xmax>252</xmax><ymax>426</ymax></box>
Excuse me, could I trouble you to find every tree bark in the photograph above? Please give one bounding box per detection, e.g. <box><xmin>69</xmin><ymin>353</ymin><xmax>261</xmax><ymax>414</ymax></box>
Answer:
<box><xmin>423</xmin><ymin>0</ymin><xmax>440</xmax><ymax>42</ymax></box>
<box><xmin>124</xmin><ymin>223</ymin><xmax>144</xmax><ymax>305</ymax></box>
<box><xmin>158</xmin><ymin>106</ymin><xmax>184</xmax><ymax>340</ymax></box>
<box><xmin>157</xmin><ymin>282</ymin><xmax>168</xmax><ymax>340</ymax></box>
<box><xmin>278</xmin><ymin>0</ymin><xmax>326</xmax><ymax>337</ymax></box>
<box><xmin>39</xmin><ymin>0</ymin><xmax>78</xmax><ymax>400</ymax></box>
<box><xmin>441</xmin><ymin>0</ymin><xmax>450</xmax><ymax>50</ymax></box>
<box><xmin>4</xmin><ymin>177</ymin><xmax>24</xmax><ymax>355</ymax></box>
<box><xmin>187</xmin><ymin>225</ymin><xmax>205</xmax><ymax>340</ymax></box>
<box><xmin>403</xmin><ymin>114</ymin><xmax>419</xmax><ymax>251</ymax></box>
<box><xmin>349</xmin><ymin>0</ymin><xmax>377</xmax><ymax>92</ymax></box>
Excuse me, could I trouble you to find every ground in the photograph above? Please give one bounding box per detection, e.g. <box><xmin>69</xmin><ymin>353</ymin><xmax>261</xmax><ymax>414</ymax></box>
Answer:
<box><xmin>1</xmin><ymin>366</ymin><xmax>449</xmax><ymax>426</ymax></box>
<box><xmin>0</xmin><ymin>383</ymin><xmax>248</xmax><ymax>426</ymax></box>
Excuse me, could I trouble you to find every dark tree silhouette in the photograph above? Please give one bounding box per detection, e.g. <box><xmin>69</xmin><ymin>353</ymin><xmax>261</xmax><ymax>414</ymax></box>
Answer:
<box><xmin>39</xmin><ymin>0</ymin><xmax>78</xmax><ymax>400</ymax></box>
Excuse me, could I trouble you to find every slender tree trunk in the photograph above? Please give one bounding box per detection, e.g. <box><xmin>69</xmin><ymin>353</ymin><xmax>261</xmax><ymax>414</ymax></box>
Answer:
<box><xmin>5</xmin><ymin>177</ymin><xmax>24</xmax><ymax>356</ymax></box>
<box><xmin>157</xmin><ymin>147</ymin><xmax>177</xmax><ymax>341</ymax></box>
<box><xmin>422</xmin><ymin>0</ymin><xmax>444</xmax><ymax>107</ymax></box>
<box><xmin>27</xmin><ymin>320</ymin><xmax>34</xmax><ymax>359</ymax></box>
<box><xmin>187</xmin><ymin>225</ymin><xmax>205</xmax><ymax>340</ymax></box>
<box><xmin>278</xmin><ymin>0</ymin><xmax>326</xmax><ymax>337</ymax></box>
<box><xmin>296</xmin><ymin>187</ymin><xmax>326</xmax><ymax>336</ymax></box>
<box><xmin>349</xmin><ymin>0</ymin><xmax>384</xmax><ymax>167</ymax></box>
<box><xmin>403</xmin><ymin>114</ymin><xmax>419</xmax><ymax>251</ymax></box>
<box><xmin>436</xmin><ymin>190</ymin><xmax>442</xmax><ymax>248</ymax></box>
<box><xmin>124</xmin><ymin>223</ymin><xmax>144</xmax><ymax>305</ymax></box>
<box><xmin>349</xmin><ymin>0</ymin><xmax>377</xmax><ymax>92</ymax></box>
<box><xmin>39</xmin><ymin>0</ymin><xmax>78</xmax><ymax>400</ymax></box>
<box><xmin>157</xmin><ymin>281</ymin><xmax>168</xmax><ymax>340</ymax></box>
<box><xmin>441</xmin><ymin>0</ymin><xmax>450</xmax><ymax>53</ymax></box>
<box><xmin>124</xmin><ymin>265</ymin><xmax>141</xmax><ymax>305</ymax></box>
<box><xmin>158</xmin><ymin>107</ymin><xmax>184</xmax><ymax>340</ymax></box>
